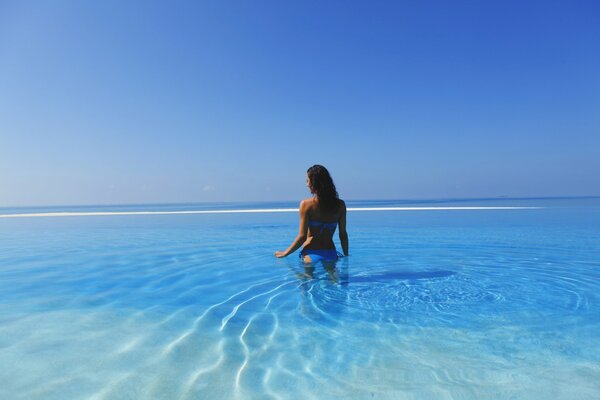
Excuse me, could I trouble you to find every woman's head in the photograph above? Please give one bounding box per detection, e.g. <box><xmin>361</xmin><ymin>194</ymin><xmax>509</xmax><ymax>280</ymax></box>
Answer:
<box><xmin>306</xmin><ymin>165</ymin><xmax>339</xmax><ymax>211</ymax></box>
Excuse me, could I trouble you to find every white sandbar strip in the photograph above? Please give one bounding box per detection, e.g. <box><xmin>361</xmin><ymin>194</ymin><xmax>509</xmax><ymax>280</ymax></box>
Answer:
<box><xmin>0</xmin><ymin>206</ymin><xmax>540</xmax><ymax>219</ymax></box>
<box><xmin>348</xmin><ymin>207</ymin><xmax>540</xmax><ymax>211</ymax></box>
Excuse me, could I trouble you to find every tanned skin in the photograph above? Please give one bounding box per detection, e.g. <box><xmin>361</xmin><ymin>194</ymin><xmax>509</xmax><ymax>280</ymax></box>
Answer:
<box><xmin>275</xmin><ymin>175</ymin><xmax>348</xmax><ymax>260</ymax></box>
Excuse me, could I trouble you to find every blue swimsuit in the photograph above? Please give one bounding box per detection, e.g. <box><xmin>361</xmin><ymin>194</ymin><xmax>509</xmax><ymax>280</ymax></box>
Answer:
<box><xmin>300</xmin><ymin>220</ymin><xmax>341</xmax><ymax>263</ymax></box>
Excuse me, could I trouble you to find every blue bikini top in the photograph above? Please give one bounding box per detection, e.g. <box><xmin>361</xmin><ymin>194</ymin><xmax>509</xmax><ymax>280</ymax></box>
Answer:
<box><xmin>309</xmin><ymin>219</ymin><xmax>337</xmax><ymax>235</ymax></box>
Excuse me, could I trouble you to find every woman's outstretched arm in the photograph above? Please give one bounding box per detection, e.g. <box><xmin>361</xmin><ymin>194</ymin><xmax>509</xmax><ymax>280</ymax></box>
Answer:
<box><xmin>338</xmin><ymin>200</ymin><xmax>349</xmax><ymax>256</ymax></box>
<box><xmin>275</xmin><ymin>200</ymin><xmax>309</xmax><ymax>258</ymax></box>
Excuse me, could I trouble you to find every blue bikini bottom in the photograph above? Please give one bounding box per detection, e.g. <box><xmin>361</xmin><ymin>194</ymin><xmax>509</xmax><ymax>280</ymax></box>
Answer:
<box><xmin>300</xmin><ymin>249</ymin><xmax>341</xmax><ymax>264</ymax></box>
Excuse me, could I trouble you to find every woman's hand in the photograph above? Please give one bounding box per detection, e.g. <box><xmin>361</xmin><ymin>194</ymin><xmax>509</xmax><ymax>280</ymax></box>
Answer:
<box><xmin>274</xmin><ymin>200</ymin><xmax>309</xmax><ymax>259</ymax></box>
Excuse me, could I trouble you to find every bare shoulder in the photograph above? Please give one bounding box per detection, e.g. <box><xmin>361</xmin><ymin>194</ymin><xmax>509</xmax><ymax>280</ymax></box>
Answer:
<box><xmin>338</xmin><ymin>199</ymin><xmax>347</xmax><ymax>211</ymax></box>
<box><xmin>299</xmin><ymin>198</ymin><xmax>316</xmax><ymax>211</ymax></box>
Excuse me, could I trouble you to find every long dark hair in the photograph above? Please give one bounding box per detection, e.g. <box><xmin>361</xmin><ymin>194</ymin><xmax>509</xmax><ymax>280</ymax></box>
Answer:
<box><xmin>307</xmin><ymin>165</ymin><xmax>339</xmax><ymax>212</ymax></box>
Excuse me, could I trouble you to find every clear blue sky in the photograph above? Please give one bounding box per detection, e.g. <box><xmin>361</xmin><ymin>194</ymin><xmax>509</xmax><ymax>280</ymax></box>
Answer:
<box><xmin>1</xmin><ymin>1</ymin><xmax>599</xmax><ymax>206</ymax></box>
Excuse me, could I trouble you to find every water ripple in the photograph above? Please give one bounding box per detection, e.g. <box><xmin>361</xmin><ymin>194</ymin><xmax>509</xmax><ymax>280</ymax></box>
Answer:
<box><xmin>1</xmin><ymin>207</ymin><xmax>599</xmax><ymax>399</ymax></box>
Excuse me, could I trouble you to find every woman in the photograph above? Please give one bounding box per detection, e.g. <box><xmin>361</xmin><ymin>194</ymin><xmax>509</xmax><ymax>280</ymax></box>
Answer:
<box><xmin>275</xmin><ymin>165</ymin><xmax>348</xmax><ymax>263</ymax></box>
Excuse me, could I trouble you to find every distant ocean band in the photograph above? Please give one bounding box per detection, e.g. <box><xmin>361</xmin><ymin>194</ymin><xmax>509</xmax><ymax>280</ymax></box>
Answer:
<box><xmin>0</xmin><ymin>206</ymin><xmax>541</xmax><ymax>219</ymax></box>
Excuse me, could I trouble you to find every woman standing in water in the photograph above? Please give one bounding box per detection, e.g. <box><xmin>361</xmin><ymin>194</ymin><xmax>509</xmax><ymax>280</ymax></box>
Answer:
<box><xmin>275</xmin><ymin>165</ymin><xmax>348</xmax><ymax>263</ymax></box>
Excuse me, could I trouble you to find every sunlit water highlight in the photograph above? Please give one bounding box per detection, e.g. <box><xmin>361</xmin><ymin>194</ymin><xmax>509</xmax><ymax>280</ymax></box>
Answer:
<box><xmin>0</xmin><ymin>199</ymin><xmax>599</xmax><ymax>399</ymax></box>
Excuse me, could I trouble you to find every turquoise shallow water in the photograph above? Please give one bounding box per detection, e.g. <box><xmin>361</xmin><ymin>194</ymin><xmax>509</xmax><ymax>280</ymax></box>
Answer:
<box><xmin>1</xmin><ymin>199</ymin><xmax>599</xmax><ymax>399</ymax></box>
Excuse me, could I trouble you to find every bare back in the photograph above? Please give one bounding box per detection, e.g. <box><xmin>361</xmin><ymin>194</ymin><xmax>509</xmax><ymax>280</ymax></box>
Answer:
<box><xmin>302</xmin><ymin>197</ymin><xmax>346</xmax><ymax>251</ymax></box>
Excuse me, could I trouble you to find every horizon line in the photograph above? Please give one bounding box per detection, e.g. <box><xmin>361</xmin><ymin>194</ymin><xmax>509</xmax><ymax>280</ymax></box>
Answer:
<box><xmin>0</xmin><ymin>206</ymin><xmax>542</xmax><ymax>219</ymax></box>
<box><xmin>0</xmin><ymin>194</ymin><xmax>598</xmax><ymax>210</ymax></box>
